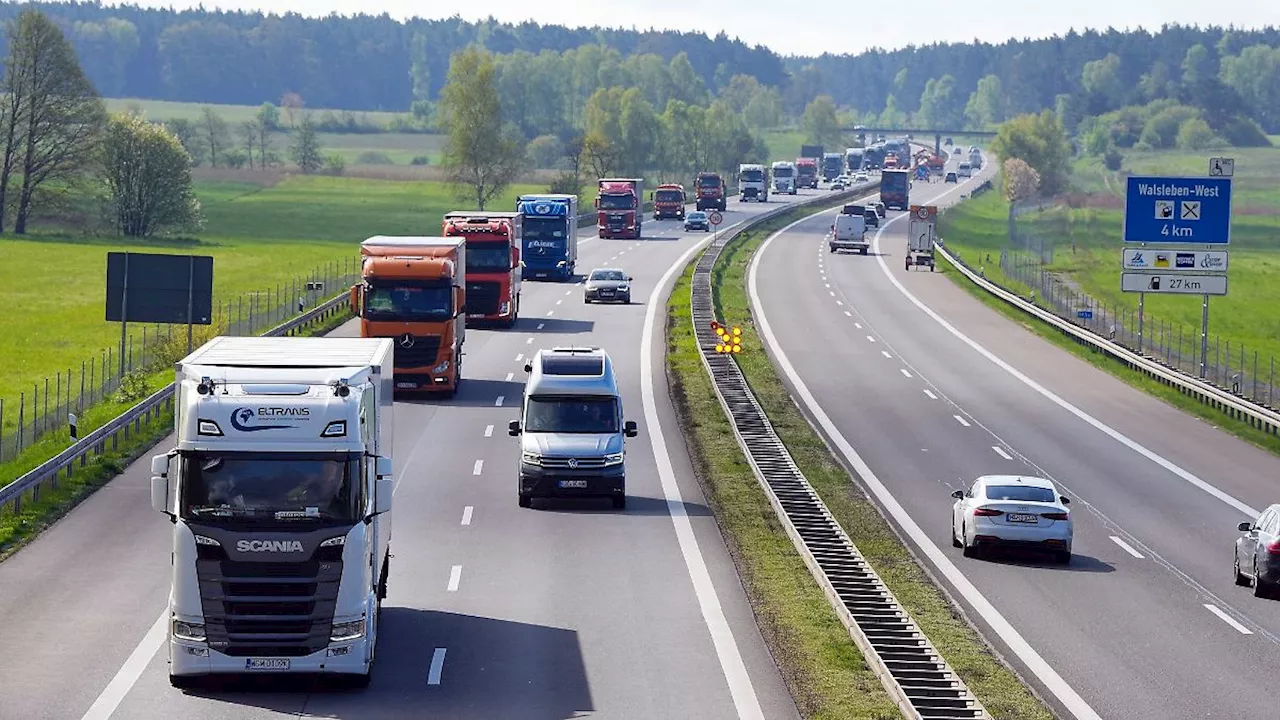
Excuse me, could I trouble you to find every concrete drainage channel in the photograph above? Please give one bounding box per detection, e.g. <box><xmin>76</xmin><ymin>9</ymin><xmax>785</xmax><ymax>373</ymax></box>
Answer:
<box><xmin>689</xmin><ymin>201</ymin><xmax>989</xmax><ymax>720</ymax></box>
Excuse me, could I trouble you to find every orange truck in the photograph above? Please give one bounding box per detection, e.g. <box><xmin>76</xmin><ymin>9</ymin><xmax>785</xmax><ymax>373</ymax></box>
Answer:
<box><xmin>442</xmin><ymin>211</ymin><xmax>522</xmax><ymax>327</ymax></box>
<box><xmin>351</xmin><ymin>236</ymin><xmax>467</xmax><ymax>396</ymax></box>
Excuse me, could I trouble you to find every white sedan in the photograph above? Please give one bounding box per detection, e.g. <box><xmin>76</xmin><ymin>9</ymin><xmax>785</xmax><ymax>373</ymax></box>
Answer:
<box><xmin>951</xmin><ymin>475</ymin><xmax>1073</xmax><ymax>563</ymax></box>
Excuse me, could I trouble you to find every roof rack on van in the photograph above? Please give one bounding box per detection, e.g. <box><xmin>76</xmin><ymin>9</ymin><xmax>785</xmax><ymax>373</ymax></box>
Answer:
<box><xmin>550</xmin><ymin>346</ymin><xmax>600</xmax><ymax>354</ymax></box>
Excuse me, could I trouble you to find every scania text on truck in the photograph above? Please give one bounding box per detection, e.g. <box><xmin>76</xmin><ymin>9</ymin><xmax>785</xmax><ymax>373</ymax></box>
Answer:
<box><xmin>150</xmin><ymin>336</ymin><xmax>395</xmax><ymax>688</ymax></box>
<box><xmin>821</xmin><ymin>152</ymin><xmax>843</xmax><ymax>182</ymax></box>
<box><xmin>596</xmin><ymin>178</ymin><xmax>644</xmax><ymax>239</ymax></box>
<box><xmin>350</xmin><ymin>236</ymin><xmax>466</xmax><ymax>396</ymax></box>
<box><xmin>844</xmin><ymin>147</ymin><xmax>865</xmax><ymax>175</ymax></box>
<box><xmin>694</xmin><ymin>172</ymin><xmax>726</xmax><ymax>211</ymax></box>
<box><xmin>442</xmin><ymin>211</ymin><xmax>522</xmax><ymax>327</ymax></box>
<box><xmin>830</xmin><ymin>203</ymin><xmax>869</xmax><ymax>254</ymax></box>
<box><xmin>771</xmin><ymin>161</ymin><xmax>797</xmax><ymax>195</ymax></box>
<box><xmin>795</xmin><ymin>157</ymin><xmax>819</xmax><ymax>188</ymax></box>
<box><xmin>651</xmin><ymin>183</ymin><xmax>686</xmax><ymax>220</ymax></box>
<box><xmin>880</xmin><ymin>168</ymin><xmax>911</xmax><ymax>211</ymax></box>
<box><xmin>738</xmin><ymin>163</ymin><xmax>767</xmax><ymax>202</ymax></box>
<box><xmin>516</xmin><ymin>194</ymin><xmax>578</xmax><ymax>281</ymax></box>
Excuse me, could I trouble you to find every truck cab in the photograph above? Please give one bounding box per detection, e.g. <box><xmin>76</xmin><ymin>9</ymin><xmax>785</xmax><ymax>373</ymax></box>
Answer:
<box><xmin>596</xmin><ymin>178</ymin><xmax>644</xmax><ymax>239</ymax></box>
<box><xmin>442</xmin><ymin>211</ymin><xmax>522</xmax><ymax>327</ymax></box>
<box><xmin>694</xmin><ymin>172</ymin><xmax>726</xmax><ymax>211</ymax></box>
<box><xmin>821</xmin><ymin>153</ymin><xmax>843</xmax><ymax>182</ymax></box>
<box><xmin>651</xmin><ymin>184</ymin><xmax>686</xmax><ymax>220</ymax></box>
<box><xmin>516</xmin><ymin>194</ymin><xmax>578</xmax><ymax>282</ymax></box>
<box><xmin>150</xmin><ymin>336</ymin><xmax>395</xmax><ymax>688</ymax></box>
<box><xmin>795</xmin><ymin>157</ymin><xmax>819</xmax><ymax>188</ymax></box>
<box><xmin>771</xmin><ymin>161</ymin><xmax>797</xmax><ymax>195</ymax></box>
<box><xmin>508</xmin><ymin>347</ymin><xmax>638</xmax><ymax>510</ymax></box>
<box><xmin>738</xmin><ymin>163</ymin><xmax>767</xmax><ymax>202</ymax></box>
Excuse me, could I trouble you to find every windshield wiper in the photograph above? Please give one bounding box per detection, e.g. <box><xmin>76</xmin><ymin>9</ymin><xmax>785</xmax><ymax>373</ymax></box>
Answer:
<box><xmin>190</xmin><ymin>506</ymin><xmax>259</xmax><ymax>517</ymax></box>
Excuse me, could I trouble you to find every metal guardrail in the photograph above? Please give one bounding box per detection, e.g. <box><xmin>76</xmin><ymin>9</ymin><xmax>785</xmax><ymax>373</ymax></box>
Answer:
<box><xmin>935</xmin><ymin>241</ymin><xmax>1280</xmax><ymax>435</ymax></box>
<box><xmin>0</xmin><ymin>291</ymin><xmax>354</xmax><ymax>516</ymax></box>
<box><xmin>687</xmin><ymin>183</ymin><xmax>989</xmax><ymax>720</ymax></box>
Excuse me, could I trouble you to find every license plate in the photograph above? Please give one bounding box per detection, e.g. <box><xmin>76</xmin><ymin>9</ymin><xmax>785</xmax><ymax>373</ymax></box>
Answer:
<box><xmin>468</xmin><ymin>313</ymin><xmax>484</xmax><ymax>319</ymax></box>
<box><xmin>395</xmin><ymin>381</ymin><xmax>418</xmax><ymax>389</ymax></box>
<box><xmin>1007</xmin><ymin>513</ymin><xmax>1038</xmax><ymax>523</ymax></box>
<box><xmin>245</xmin><ymin>658</ymin><xmax>290</xmax><ymax>671</ymax></box>
<box><xmin>558</xmin><ymin>479</ymin><xmax>589</xmax><ymax>488</ymax></box>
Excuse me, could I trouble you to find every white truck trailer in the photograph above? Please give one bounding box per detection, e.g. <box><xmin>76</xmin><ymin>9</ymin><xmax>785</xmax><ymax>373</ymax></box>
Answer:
<box><xmin>150</xmin><ymin>336</ymin><xmax>395</xmax><ymax>688</ymax></box>
<box><xmin>830</xmin><ymin>203</ymin><xmax>869</xmax><ymax>254</ymax></box>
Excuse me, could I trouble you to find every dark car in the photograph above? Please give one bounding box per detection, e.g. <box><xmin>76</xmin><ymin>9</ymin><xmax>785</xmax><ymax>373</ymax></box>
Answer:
<box><xmin>684</xmin><ymin>210</ymin><xmax>710</xmax><ymax>231</ymax></box>
<box><xmin>583</xmin><ymin>268</ymin><xmax>632</xmax><ymax>304</ymax></box>
<box><xmin>1235</xmin><ymin>504</ymin><xmax>1280</xmax><ymax>597</ymax></box>
<box><xmin>945</xmin><ymin>172</ymin><xmax>958</xmax><ymax>183</ymax></box>
<box><xmin>863</xmin><ymin>209</ymin><xmax>879</xmax><ymax>228</ymax></box>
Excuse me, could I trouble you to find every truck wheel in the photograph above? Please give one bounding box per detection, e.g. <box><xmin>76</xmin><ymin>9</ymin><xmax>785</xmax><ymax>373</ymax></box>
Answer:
<box><xmin>518</xmin><ymin>493</ymin><xmax>531</xmax><ymax>508</ymax></box>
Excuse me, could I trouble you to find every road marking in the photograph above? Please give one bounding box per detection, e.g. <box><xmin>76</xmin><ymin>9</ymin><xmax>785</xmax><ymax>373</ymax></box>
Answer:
<box><xmin>1204</xmin><ymin>604</ymin><xmax>1253</xmax><ymax>635</ymax></box>
<box><xmin>924</xmin><ymin>389</ymin><xmax>938</xmax><ymax>399</ymax></box>
<box><xmin>749</xmin><ymin>187</ymin><xmax>1103</xmax><ymax>720</ymax></box>
<box><xmin>881</xmin><ymin>350</ymin><xmax>892</xmax><ymax>359</ymax></box>
<box><xmin>556</xmin><ymin>299</ymin><xmax>562</xmax><ymax>305</ymax></box>
<box><xmin>526</xmin><ymin>337</ymin><xmax>534</xmax><ymax>344</ymax></box>
<box><xmin>546</xmin><ymin>310</ymin><xmax>554</xmax><ymax>316</ymax></box>
<box><xmin>836</xmin><ymin>300</ymin><xmax>843</xmax><ymax>306</ymax></box>
<box><xmin>900</xmin><ymin>368</ymin><xmax>912</xmax><ymax>378</ymax></box>
<box><xmin>447</xmin><ymin>565</ymin><xmax>462</xmax><ymax>592</ymax></box>
<box><xmin>537</xmin><ymin>323</ymin><xmax>545</xmax><ymax>330</ymax></box>
<box><xmin>954</xmin><ymin>415</ymin><xmax>970</xmax><ymax>427</ymax></box>
<box><xmin>78</xmin><ymin>610</ymin><xmax>167</xmax><ymax>720</ymax></box>
<box><xmin>1109</xmin><ymin>536</ymin><xmax>1144</xmax><ymax>558</ymax></box>
<box><xmin>505</xmin><ymin>372</ymin><xmax>513</xmax><ymax>382</ymax></box>
<box><xmin>854</xmin><ymin>322</ymin><xmax>862</xmax><ymax>329</ymax></box>
<box><xmin>514</xmin><ymin>353</ymin><xmax>523</xmax><ymax>362</ymax></box>
<box><xmin>472</xmin><ymin>460</ymin><xmax>483</xmax><ymax>475</ymax></box>
<box><xmin>461</xmin><ymin>506</ymin><xmax>474</xmax><ymax>525</ymax></box>
<box><xmin>565</xmin><ymin>290</ymin><xmax>572</xmax><ymax>295</ymax></box>
<box><xmin>992</xmin><ymin>446</ymin><xmax>1012</xmax><ymax>460</ymax></box>
<box><xmin>866</xmin><ymin>335</ymin><xmax>875</xmax><ymax>343</ymax></box>
<box><xmin>484</xmin><ymin>424</ymin><xmax>493</xmax><ymax>437</ymax></box>
<box><xmin>829</xmin><ymin>290</ymin><xmax>835</xmax><ymax>297</ymax></box>
<box><xmin>844</xmin><ymin>311</ymin><xmax>852</xmax><ymax>317</ymax></box>
<box><xmin>427</xmin><ymin>648</ymin><xmax>447</xmax><ymax>685</ymax></box>
<box><xmin>494</xmin><ymin>396</ymin><xmax>504</xmax><ymax>407</ymax></box>
<box><xmin>640</xmin><ymin>232</ymin><xmax>766</xmax><ymax>720</ymax></box>
<box><xmin>824</xmin><ymin>282</ymin><xmax>830</xmax><ymax>288</ymax></box>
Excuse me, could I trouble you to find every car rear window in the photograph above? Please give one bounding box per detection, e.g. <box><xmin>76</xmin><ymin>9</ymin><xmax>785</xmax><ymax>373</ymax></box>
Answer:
<box><xmin>985</xmin><ymin>485</ymin><xmax>1056</xmax><ymax>502</ymax></box>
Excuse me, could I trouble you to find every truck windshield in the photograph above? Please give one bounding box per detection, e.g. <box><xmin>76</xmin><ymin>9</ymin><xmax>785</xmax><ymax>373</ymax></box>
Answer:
<box><xmin>655</xmin><ymin>190</ymin><xmax>683</xmax><ymax>202</ymax></box>
<box><xmin>697</xmin><ymin>176</ymin><xmax>721</xmax><ymax>188</ymax></box>
<box><xmin>466</xmin><ymin>241</ymin><xmax>512</xmax><ymax>272</ymax></box>
<box><xmin>599</xmin><ymin>194</ymin><xmax>634</xmax><ymax>210</ymax></box>
<box><xmin>524</xmin><ymin>218</ymin><xmax>566</xmax><ymax>255</ymax></box>
<box><xmin>797</xmin><ymin>165</ymin><xmax>816</xmax><ymax>175</ymax></box>
<box><xmin>363</xmin><ymin>283</ymin><xmax>453</xmax><ymax>321</ymax></box>
<box><xmin>180</xmin><ymin>452</ymin><xmax>361</xmax><ymax>524</ymax></box>
<box><xmin>774</xmin><ymin>167</ymin><xmax>794</xmax><ymax>178</ymax></box>
<box><xmin>525</xmin><ymin>395</ymin><xmax>620</xmax><ymax>433</ymax></box>
<box><xmin>740</xmin><ymin>170</ymin><xmax>764</xmax><ymax>182</ymax></box>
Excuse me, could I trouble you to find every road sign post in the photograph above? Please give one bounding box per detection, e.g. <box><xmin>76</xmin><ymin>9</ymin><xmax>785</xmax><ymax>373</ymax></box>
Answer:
<box><xmin>708</xmin><ymin>210</ymin><xmax>723</xmax><ymax>242</ymax></box>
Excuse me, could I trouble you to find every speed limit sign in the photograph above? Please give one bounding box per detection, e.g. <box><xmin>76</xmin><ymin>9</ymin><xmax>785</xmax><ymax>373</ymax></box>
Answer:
<box><xmin>708</xmin><ymin>211</ymin><xmax>723</xmax><ymax>226</ymax></box>
<box><xmin>911</xmin><ymin>205</ymin><xmax>937</xmax><ymax>221</ymax></box>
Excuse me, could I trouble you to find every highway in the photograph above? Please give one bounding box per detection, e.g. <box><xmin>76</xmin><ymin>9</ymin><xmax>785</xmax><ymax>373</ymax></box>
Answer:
<box><xmin>750</xmin><ymin>156</ymin><xmax>1280</xmax><ymax>719</ymax></box>
<box><xmin>0</xmin><ymin>189</ymin><xmax>821</xmax><ymax>720</ymax></box>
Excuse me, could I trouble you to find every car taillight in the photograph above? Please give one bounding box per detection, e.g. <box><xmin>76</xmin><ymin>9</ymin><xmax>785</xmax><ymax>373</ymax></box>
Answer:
<box><xmin>1267</xmin><ymin>540</ymin><xmax>1280</xmax><ymax>554</ymax></box>
<box><xmin>1041</xmin><ymin>512</ymin><xmax>1069</xmax><ymax>521</ymax></box>
<box><xmin>973</xmin><ymin>508</ymin><xmax>1002</xmax><ymax>517</ymax></box>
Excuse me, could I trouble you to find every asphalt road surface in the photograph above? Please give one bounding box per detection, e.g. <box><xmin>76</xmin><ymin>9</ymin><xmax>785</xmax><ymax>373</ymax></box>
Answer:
<box><xmin>751</xmin><ymin>158</ymin><xmax>1280</xmax><ymax>720</ymax></box>
<box><xmin>0</xmin><ymin>189</ymin><xmax>824</xmax><ymax>720</ymax></box>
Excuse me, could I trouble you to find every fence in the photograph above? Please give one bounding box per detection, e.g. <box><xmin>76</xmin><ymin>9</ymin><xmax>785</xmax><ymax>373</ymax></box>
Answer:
<box><xmin>958</xmin><ymin>199</ymin><xmax>1278</xmax><ymax>411</ymax></box>
<box><xmin>0</xmin><ymin>256</ymin><xmax>360</xmax><ymax>464</ymax></box>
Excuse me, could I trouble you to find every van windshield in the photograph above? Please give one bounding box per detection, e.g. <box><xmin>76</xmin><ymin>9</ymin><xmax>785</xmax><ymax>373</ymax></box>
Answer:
<box><xmin>525</xmin><ymin>395</ymin><xmax>619</xmax><ymax>433</ymax></box>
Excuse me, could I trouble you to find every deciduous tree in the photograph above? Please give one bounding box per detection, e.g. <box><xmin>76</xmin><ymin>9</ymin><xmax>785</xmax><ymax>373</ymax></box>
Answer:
<box><xmin>1002</xmin><ymin>157</ymin><xmax>1040</xmax><ymax>203</ymax></box>
<box><xmin>288</xmin><ymin>114</ymin><xmax>324</xmax><ymax>173</ymax></box>
<box><xmin>199</xmin><ymin>106</ymin><xmax>228</xmax><ymax>167</ymax></box>
<box><xmin>438</xmin><ymin>45</ymin><xmax>526</xmax><ymax>210</ymax></box>
<box><xmin>102</xmin><ymin>112</ymin><xmax>202</xmax><ymax>237</ymax></box>
<box><xmin>991</xmin><ymin>111</ymin><xmax>1071</xmax><ymax>195</ymax></box>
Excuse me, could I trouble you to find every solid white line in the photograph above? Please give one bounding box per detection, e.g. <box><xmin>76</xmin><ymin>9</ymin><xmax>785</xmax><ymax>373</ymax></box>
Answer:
<box><xmin>749</xmin><ymin>188</ymin><xmax>1103</xmax><ymax>720</ymax></box>
<box><xmin>526</xmin><ymin>337</ymin><xmax>534</xmax><ymax>344</ymax></box>
<box><xmin>640</xmin><ymin>233</ymin><xmax>766</xmax><ymax>719</ymax></box>
<box><xmin>461</xmin><ymin>506</ymin><xmax>474</xmax><ymax>525</ymax></box>
<box><xmin>900</xmin><ymin>368</ymin><xmax>912</xmax><ymax>378</ymax></box>
<box><xmin>79</xmin><ymin>611</ymin><xmax>167</xmax><ymax>720</ymax></box>
<box><xmin>505</xmin><ymin>372</ymin><xmax>514</xmax><ymax>382</ymax></box>
<box><xmin>881</xmin><ymin>350</ymin><xmax>892</xmax><ymax>359</ymax></box>
<box><xmin>447</xmin><ymin>565</ymin><xmax>462</xmax><ymax>592</ymax></box>
<box><xmin>1109</xmin><ymin>536</ymin><xmax>1144</xmax><ymax>558</ymax></box>
<box><xmin>954</xmin><ymin>415</ymin><xmax>970</xmax><ymax>427</ymax></box>
<box><xmin>494</xmin><ymin>396</ymin><xmax>504</xmax><ymax>407</ymax></box>
<box><xmin>923</xmin><ymin>389</ymin><xmax>938</xmax><ymax>399</ymax></box>
<box><xmin>992</xmin><ymin>446</ymin><xmax>1012</xmax><ymax>460</ymax></box>
<box><xmin>472</xmin><ymin>460</ymin><xmax>483</xmax><ymax>475</ymax></box>
<box><xmin>484</xmin><ymin>424</ymin><xmax>493</xmax><ymax>437</ymax></box>
<box><xmin>1204</xmin><ymin>604</ymin><xmax>1253</xmax><ymax>635</ymax></box>
<box><xmin>427</xmin><ymin>648</ymin><xmax>447</xmax><ymax>684</ymax></box>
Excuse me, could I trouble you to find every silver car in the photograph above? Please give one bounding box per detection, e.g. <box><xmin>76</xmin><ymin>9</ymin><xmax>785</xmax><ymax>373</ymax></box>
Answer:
<box><xmin>951</xmin><ymin>475</ymin><xmax>1073</xmax><ymax>563</ymax></box>
<box><xmin>1234</xmin><ymin>503</ymin><xmax>1280</xmax><ymax>597</ymax></box>
<box><xmin>583</xmin><ymin>268</ymin><xmax>632</xmax><ymax>304</ymax></box>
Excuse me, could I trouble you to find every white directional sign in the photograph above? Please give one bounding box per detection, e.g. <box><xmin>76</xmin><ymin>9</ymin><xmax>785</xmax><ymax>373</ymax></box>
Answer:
<box><xmin>1121</xmin><ymin>248</ymin><xmax>1228</xmax><ymax>272</ymax></box>
<box><xmin>1121</xmin><ymin>272</ymin><xmax>1227</xmax><ymax>296</ymax></box>
<box><xmin>1209</xmin><ymin>157</ymin><xmax>1235</xmax><ymax>177</ymax></box>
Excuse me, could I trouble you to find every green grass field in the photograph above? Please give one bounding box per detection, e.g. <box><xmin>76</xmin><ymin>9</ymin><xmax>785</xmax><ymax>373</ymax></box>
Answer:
<box><xmin>105</xmin><ymin>97</ymin><xmax>410</xmax><ymax>127</ymax></box>
<box><xmin>0</xmin><ymin>175</ymin><xmax>544</xmax><ymax>430</ymax></box>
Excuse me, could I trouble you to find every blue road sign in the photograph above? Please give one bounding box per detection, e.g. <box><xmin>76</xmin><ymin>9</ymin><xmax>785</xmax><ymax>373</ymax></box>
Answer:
<box><xmin>1076</xmin><ymin>309</ymin><xmax>1093</xmax><ymax>320</ymax></box>
<box><xmin>1124</xmin><ymin>176</ymin><xmax>1231</xmax><ymax>244</ymax></box>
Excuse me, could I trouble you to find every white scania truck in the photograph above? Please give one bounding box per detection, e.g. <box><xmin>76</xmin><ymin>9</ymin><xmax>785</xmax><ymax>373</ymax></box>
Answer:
<box><xmin>771</xmin><ymin>161</ymin><xmax>797</xmax><ymax>195</ymax></box>
<box><xmin>738</xmin><ymin>163</ymin><xmax>768</xmax><ymax>202</ymax></box>
<box><xmin>150</xmin><ymin>336</ymin><xmax>395</xmax><ymax>688</ymax></box>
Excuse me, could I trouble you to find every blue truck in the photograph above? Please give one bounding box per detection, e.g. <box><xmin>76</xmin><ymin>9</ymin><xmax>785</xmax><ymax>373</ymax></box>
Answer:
<box><xmin>515</xmin><ymin>194</ymin><xmax>579</xmax><ymax>281</ymax></box>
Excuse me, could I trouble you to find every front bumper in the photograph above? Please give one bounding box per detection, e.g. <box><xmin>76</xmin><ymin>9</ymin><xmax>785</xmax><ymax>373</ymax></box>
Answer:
<box><xmin>685</xmin><ymin>223</ymin><xmax>708</xmax><ymax>230</ymax></box>
<box><xmin>654</xmin><ymin>207</ymin><xmax>684</xmax><ymax>219</ymax></box>
<box><xmin>392</xmin><ymin>364</ymin><xmax>455</xmax><ymax>391</ymax></box>
<box><xmin>584</xmin><ymin>287</ymin><xmax>630</xmax><ymax>302</ymax></box>
<box><xmin>525</xmin><ymin>263</ymin><xmax>572</xmax><ymax>280</ymax></box>
<box><xmin>520</xmin><ymin>462</ymin><xmax>625</xmax><ymax>498</ymax></box>
<box><xmin>169</xmin><ymin>635</ymin><xmax>371</xmax><ymax>677</ymax></box>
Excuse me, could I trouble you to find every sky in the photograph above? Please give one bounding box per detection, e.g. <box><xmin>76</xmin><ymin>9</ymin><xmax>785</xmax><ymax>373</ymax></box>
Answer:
<box><xmin>90</xmin><ymin>0</ymin><xmax>1280</xmax><ymax>57</ymax></box>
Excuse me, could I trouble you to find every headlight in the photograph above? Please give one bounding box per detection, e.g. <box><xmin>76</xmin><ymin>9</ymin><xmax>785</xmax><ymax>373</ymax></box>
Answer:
<box><xmin>618</xmin><ymin>284</ymin><xmax>629</xmax><ymax>291</ymax></box>
<box><xmin>499</xmin><ymin>302</ymin><xmax>510</xmax><ymax>314</ymax></box>
<box><xmin>603</xmin><ymin>452</ymin><xmax>624</xmax><ymax>466</ymax></box>
<box><xmin>521</xmin><ymin>451</ymin><xmax>543</xmax><ymax>466</ymax></box>
<box><xmin>330</xmin><ymin>619</ymin><xmax>365</xmax><ymax>642</ymax></box>
<box><xmin>432</xmin><ymin>359</ymin><xmax>450</xmax><ymax>374</ymax></box>
<box><xmin>173</xmin><ymin>620</ymin><xmax>206</xmax><ymax>642</ymax></box>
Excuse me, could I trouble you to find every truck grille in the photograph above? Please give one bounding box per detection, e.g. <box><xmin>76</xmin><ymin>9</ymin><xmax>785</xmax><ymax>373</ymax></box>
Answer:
<box><xmin>466</xmin><ymin>281</ymin><xmax>502</xmax><ymax>315</ymax></box>
<box><xmin>384</xmin><ymin>334</ymin><xmax>442</xmax><ymax>368</ymax></box>
<box><xmin>541</xmin><ymin>456</ymin><xmax>609</xmax><ymax>469</ymax></box>
<box><xmin>607</xmin><ymin>214</ymin><xmax>626</xmax><ymax>228</ymax></box>
<box><xmin>195</xmin><ymin>548</ymin><xmax>343</xmax><ymax>657</ymax></box>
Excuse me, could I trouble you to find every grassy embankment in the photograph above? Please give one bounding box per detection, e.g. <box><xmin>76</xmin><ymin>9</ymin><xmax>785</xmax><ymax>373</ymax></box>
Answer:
<box><xmin>666</xmin><ymin>200</ymin><xmax>1052</xmax><ymax>718</ymax></box>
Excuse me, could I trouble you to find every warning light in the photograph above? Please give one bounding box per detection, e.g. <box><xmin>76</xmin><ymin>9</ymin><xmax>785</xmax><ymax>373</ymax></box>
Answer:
<box><xmin>733</xmin><ymin>327</ymin><xmax>741</xmax><ymax>336</ymax></box>
<box><xmin>732</xmin><ymin>345</ymin><xmax>742</xmax><ymax>353</ymax></box>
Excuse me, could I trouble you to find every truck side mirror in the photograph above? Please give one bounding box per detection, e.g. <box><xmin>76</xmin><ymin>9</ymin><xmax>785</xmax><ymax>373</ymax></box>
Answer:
<box><xmin>1240</xmin><ymin>521</ymin><xmax>1254</xmax><ymax>532</ymax></box>
<box><xmin>624</xmin><ymin>420</ymin><xmax>638</xmax><ymax>438</ymax></box>
<box><xmin>508</xmin><ymin>420</ymin><xmax>521</xmax><ymax>436</ymax></box>
<box><xmin>455</xmin><ymin>286</ymin><xmax>465</xmax><ymax>314</ymax></box>
<box><xmin>348</xmin><ymin>284</ymin><xmax>360</xmax><ymax>315</ymax></box>
<box><xmin>150</xmin><ymin>454</ymin><xmax>172</xmax><ymax>515</ymax></box>
<box><xmin>524</xmin><ymin>361</ymin><xmax>533</xmax><ymax>373</ymax></box>
<box><xmin>648</xmin><ymin>192</ymin><xmax>653</xmax><ymax>200</ymax></box>
<box><xmin>373</xmin><ymin>477</ymin><xmax>393</xmax><ymax>517</ymax></box>
<box><xmin>594</xmin><ymin>198</ymin><xmax>599</xmax><ymax>209</ymax></box>
<box><xmin>1059</xmin><ymin>496</ymin><xmax>1071</xmax><ymax>504</ymax></box>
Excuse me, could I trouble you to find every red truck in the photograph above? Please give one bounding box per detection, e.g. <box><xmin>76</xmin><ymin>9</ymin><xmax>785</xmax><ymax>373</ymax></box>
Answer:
<box><xmin>795</xmin><ymin>158</ymin><xmax>819</xmax><ymax>189</ymax></box>
<box><xmin>596</xmin><ymin>178</ymin><xmax>644</xmax><ymax>239</ymax></box>
<box><xmin>442</xmin><ymin>211</ymin><xmax>522</xmax><ymax>327</ymax></box>
<box><xmin>651</xmin><ymin>183</ymin><xmax>686</xmax><ymax>220</ymax></box>
<box><xmin>695</xmin><ymin>172</ymin><xmax>726</xmax><ymax>211</ymax></box>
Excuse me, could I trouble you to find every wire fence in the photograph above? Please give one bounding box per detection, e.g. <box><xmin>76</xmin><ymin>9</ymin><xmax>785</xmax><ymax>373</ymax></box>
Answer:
<box><xmin>983</xmin><ymin>199</ymin><xmax>1278</xmax><ymax>410</ymax></box>
<box><xmin>0</xmin><ymin>256</ymin><xmax>360</xmax><ymax>464</ymax></box>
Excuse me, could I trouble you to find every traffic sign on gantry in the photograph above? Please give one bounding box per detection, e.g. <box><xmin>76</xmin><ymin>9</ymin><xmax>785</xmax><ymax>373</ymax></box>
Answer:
<box><xmin>1123</xmin><ymin>176</ymin><xmax>1232</xmax><ymax>244</ymax></box>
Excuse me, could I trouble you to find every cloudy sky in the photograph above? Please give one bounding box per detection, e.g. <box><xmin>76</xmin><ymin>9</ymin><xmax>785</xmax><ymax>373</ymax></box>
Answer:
<box><xmin>92</xmin><ymin>0</ymin><xmax>1279</xmax><ymax>56</ymax></box>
